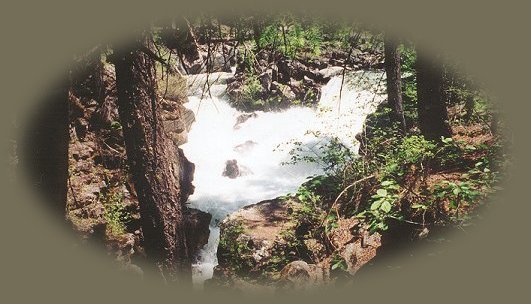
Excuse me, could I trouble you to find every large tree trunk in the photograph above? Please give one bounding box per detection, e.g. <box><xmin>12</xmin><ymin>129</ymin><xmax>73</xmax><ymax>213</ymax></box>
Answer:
<box><xmin>384</xmin><ymin>37</ymin><xmax>406</xmax><ymax>132</ymax></box>
<box><xmin>113</xmin><ymin>32</ymin><xmax>191</xmax><ymax>283</ymax></box>
<box><xmin>416</xmin><ymin>52</ymin><xmax>452</xmax><ymax>140</ymax></box>
<box><xmin>23</xmin><ymin>84</ymin><xmax>69</xmax><ymax>217</ymax></box>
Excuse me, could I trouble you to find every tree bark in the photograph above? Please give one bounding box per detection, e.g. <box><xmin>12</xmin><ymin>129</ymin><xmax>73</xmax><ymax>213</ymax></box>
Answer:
<box><xmin>384</xmin><ymin>37</ymin><xmax>406</xmax><ymax>133</ymax></box>
<box><xmin>113</xmin><ymin>32</ymin><xmax>191</xmax><ymax>283</ymax></box>
<box><xmin>416</xmin><ymin>52</ymin><xmax>452</xmax><ymax>141</ymax></box>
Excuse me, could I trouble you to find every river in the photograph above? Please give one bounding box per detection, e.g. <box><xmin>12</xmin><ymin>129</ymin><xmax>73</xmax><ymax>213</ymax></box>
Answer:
<box><xmin>180</xmin><ymin>68</ymin><xmax>386</xmax><ymax>285</ymax></box>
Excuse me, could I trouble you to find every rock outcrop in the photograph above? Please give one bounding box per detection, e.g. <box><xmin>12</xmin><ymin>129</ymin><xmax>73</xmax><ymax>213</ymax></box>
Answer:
<box><xmin>225</xmin><ymin>45</ymin><xmax>384</xmax><ymax>112</ymax></box>
<box><xmin>212</xmin><ymin>197</ymin><xmax>382</xmax><ymax>288</ymax></box>
<box><xmin>185</xmin><ymin>208</ymin><xmax>212</xmax><ymax>254</ymax></box>
<box><xmin>65</xmin><ymin>66</ymin><xmax>209</xmax><ymax>271</ymax></box>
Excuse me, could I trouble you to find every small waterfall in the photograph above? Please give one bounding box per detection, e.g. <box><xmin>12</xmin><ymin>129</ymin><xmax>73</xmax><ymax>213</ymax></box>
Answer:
<box><xmin>180</xmin><ymin>69</ymin><xmax>386</xmax><ymax>285</ymax></box>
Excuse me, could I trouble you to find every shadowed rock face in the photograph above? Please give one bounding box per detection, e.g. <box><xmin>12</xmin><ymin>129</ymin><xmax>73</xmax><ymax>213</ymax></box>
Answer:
<box><xmin>185</xmin><ymin>208</ymin><xmax>212</xmax><ymax>255</ymax></box>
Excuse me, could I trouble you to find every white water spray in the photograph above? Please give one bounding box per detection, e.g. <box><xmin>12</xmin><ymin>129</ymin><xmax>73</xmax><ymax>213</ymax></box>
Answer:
<box><xmin>180</xmin><ymin>69</ymin><xmax>386</xmax><ymax>284</ymax></box>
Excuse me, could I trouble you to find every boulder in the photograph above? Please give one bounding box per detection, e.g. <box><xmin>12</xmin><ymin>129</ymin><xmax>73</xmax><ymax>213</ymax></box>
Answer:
<box><xmin>258</xmin><ymin>69</ymin><xmax>273</xmax><ymax>92</ymax></box>
<box><xmin>318</xmin><ymin>66</ymin><xmax>344</xmax><ymax>80</ymax></box>
<box><xmin>233</xmin><ymin>140</ymin><xmax>258</xmax><ymax>154</ymax></box>
<box><xmin>215</xmin><ymin>198</ymin><xmax>383</xmax><ymax>286</ymax></box>
<box><xmin>215</xmin><ymin>198</ymin><xmax>299</xmax><ymax>280</ymax></box>
<box><xmin>233</xmin><ymin>112</ymin><xmax>257</xmax><ymax>129</ymax></box>
<box><xmin>280</xmin><ymin>261</ymin><xmax>328</xmax><ymax>289</ymax></box>
<box><xmin>222</xmin><ymin>159</ymin><xmax>240</xmax><ymax>179</ymax></box>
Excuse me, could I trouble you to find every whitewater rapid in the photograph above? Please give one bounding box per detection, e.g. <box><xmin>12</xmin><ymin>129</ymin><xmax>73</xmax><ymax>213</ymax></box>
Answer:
<box><xmin>180</xmin><ymin>69</ymin><xmax>386</xmax><ymax>285</ymax></box>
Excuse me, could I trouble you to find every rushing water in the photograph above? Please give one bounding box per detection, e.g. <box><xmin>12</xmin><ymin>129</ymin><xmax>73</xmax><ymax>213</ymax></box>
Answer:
<box><xmin>180</xmin><ymin>68</ymin><xmax>387</xmax><ymax>285</ymax></box>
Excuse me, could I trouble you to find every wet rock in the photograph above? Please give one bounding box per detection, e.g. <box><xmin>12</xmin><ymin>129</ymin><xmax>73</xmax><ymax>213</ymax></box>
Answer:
<box><xmin>258</xmin><ymin>70</ymin><xmax>272</xmax><ymax>91</ymax></box>
<box><xmin>222</xmin><ymin>159</ymin><xmax>240</xmax><ymax>179</ymax></box>
<box><xmin>177</xmin><ymin>148</ymin><xmax>195</xmax><ymax>203</ymax></box>
<box><xmin>74</xmin><ymin>118</ymin><xmax>89</xmax><ymax>140</ymax></box>
<box><xmin>185</xmin><ymin>208</ymin><xmax>212</xmax><ymax>256</ymax></box>
<box><xmin>181</xmin><ymin>108</ymin><xmax>196</xmax><ymax>130</ymax></box>
<box><xmin>163</xmin><ymin>118</ymin><xmax>188</xmax><ymax>146</ymax></box>
<box><xmin>81</xmin><ymin>184</ymin><xmax>100</xmax><ymax>202</ymax></box>
<box><xmin>162</xmin><ymin>103</ymin><xmax>195</xmax><ymax>146</ymax></box>
<box><xmin>278</xmin><ymin>84</ymin><xmax>296</xmax><ymax>101</ymax></box>
<box><xmin>234</xmin><ymin>113</ymin><xmax>257</xmax><ymax>129</ymax></box>
<box><xmin>277</xmin><ymin>59</ymin><xmax>291</xmax><ymax>83</ymax></box>
<box><xmin>233</xmin><ymin>140</ymin><xmax>257</xmax><ymax>154</ymax></box>
<box><xmin>318</xmin><ymin>66</ymin><xmax>344</xmax><ymax>79</ymax></box>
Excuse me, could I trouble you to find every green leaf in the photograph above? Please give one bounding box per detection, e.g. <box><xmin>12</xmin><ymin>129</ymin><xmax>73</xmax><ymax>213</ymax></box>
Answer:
<box><xmin>381</xmin><ymin>180</ymin><xmax>394</xmax><ymax>186</ymax></box>
<box><xmin>380</xmin><ymin>201</ymin><xmax>392</xmax><ymax>213</ymax></box>
<box><xmin>371</xmin><ymin>200</ymin><xmax>382</xmax><ymax>210</ymax></box>
<box><xmin>376</xmin><ymin>189</ymin><xmax>388</xmax><ymax>197</ymax></box>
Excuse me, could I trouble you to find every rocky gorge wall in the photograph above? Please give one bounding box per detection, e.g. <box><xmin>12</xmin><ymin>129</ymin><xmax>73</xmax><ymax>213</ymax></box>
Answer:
<box><xmin>65</xmin><ymin>63</ymin><xmax>211</xmax><ymax>276</ymax></box>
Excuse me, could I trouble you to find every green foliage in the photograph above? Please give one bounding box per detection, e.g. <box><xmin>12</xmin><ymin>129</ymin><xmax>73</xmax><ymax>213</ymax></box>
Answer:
<box><xmin>285</xmin><ymin>107</ymin><xmax>505</xmax><ymax>233</ymax></box>
<box><xmin>218</xmin><ymin>220</ymin><xmax>255</xmax><ymax>274</ymax></box>
<box><xmin>384</xmin><ymin>135</ymin><xmax>436</xmax><ymax>176</ymax></box>
<box><xmin>359</xmin><ymin>180</ymin><xmax>401</xmax><ymax>233</ymax></box>
<box><xmin>101</xmin><ymin>191</ymin><xmax>130</xmax><ymax>236</ymax></box>
<box><xmin>110</xmin><ymin>121</ymin><xmax>122</xmax><ymax>131</ymax></box>
<box><xmin>240</xmin><ymin>76</ymin><xmax>263</xmax><ymax>102</ymax></box>
<box><xmin>259</xmin><ymin>18</ymin><xmax>323</xmax><ymax>59</ymax></box>
<box><xmin>292</xmin><ymin>184</ymin><xmax>326</xmax><ymax>239</ymax></box>
<box><xmin>232</xmin><ymin>75</ymin><xmax>290</xmax><ymax>111</ymax></box>
<box><xmin>283</xmin><ymin>137</ymin><xmax>355</xmax><ymax>176</ymax></box>
<box><xmin>437</xmin><ymin>137</ymin><xmax>466</xmax><ymax>167</ymax></box>
<box><xmin>331</xmin><ymin>253</ymin><xmax>348</xmax><ymax>271</ymax></box>
<box><xmin>432</xmin><ymin>180</ymin><xmax>480</xmax><ymax>221</ymax></box>
<box><xmin>398</xmin><ymin>44</ymin><xmax>418</xmax><ymax>121</ymax></box>
<box><xmin>327</xmin><ymin>25</ymin><xmax>353</xmax><ymax>50</ymax></box>
<box><xmin>399</xmin><ymin>44</ymin><xmax>417</xmax><ymax>76</ymax></box>
<box><xmin>399</xmin><ymin>135</ymin><xmax>436</xmax><ymax>163</ymax></box>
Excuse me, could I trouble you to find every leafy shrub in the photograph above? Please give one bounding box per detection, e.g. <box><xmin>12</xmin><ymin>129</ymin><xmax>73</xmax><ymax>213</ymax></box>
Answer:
<box><xmin>240</xmin><ymin>76</ymin><xmax>263</xmax><ymax>102</ymax></box>
<box><xmin>259</xmin><ymin>18</ymin><xmax>323</xmax><ymax>59</ymax></box>
<box><xmin>432</xmin><ymin>180</ymin><xmax>480</xmax><ymax>221</ymax></box>
<box><xmin>358</xmin><ymin>179</ymin><xmax>401</xmax><ymax>232</ymax></box>
<box><xmin>101</xmin><ymin>191</ymin><xmax>130</xmax><ymax>236</ymax></box>
<box><xmin>218</xmin><ymin>220</ymin><xmax>255</xmax><ymax>274</ymax></box>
